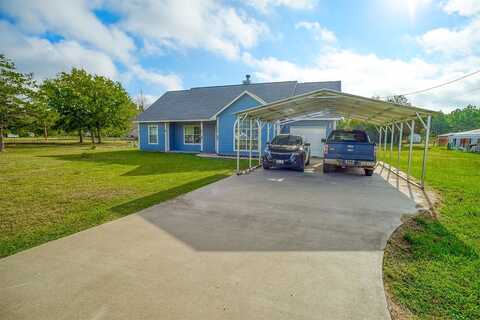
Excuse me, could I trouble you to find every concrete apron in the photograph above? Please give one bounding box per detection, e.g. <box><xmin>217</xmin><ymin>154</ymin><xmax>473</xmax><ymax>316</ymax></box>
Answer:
<box><xmin>0</xmin><ymin>167</ymin><xmax>417</xmax><ymax>320</ymax></box>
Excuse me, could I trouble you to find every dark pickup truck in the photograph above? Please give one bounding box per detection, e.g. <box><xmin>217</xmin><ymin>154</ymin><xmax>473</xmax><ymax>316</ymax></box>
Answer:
<box><xmin>263</xmin><ymin>134</ymin><xmax>311</xmax><ymax>171</ymax></box>
<box><xmin>322</xmin><ymin>129</ymin><xmax>376</xmax><ymax>176</ymax></box>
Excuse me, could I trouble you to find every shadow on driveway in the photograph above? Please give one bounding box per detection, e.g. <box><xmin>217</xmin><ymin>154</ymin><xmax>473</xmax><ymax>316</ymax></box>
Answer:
<box><xmin>134</xmin><ymin>168</ymin><xmax>420</xmax><ymax>251</ymax></box>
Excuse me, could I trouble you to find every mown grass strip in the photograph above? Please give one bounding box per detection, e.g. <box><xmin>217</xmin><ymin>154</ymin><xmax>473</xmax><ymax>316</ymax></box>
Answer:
<box><xmin>0</xmin><ymin>143</ymin><xmax>246</xmax><ymax>257</ymax></box>
<box><xmin>383</xmin><ymin>147</ymin><xmax>480</xmax><ymax>319</ymax></box>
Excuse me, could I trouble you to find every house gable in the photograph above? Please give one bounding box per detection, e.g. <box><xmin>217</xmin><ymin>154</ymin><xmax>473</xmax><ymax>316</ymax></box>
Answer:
<box><xmin>217</xmin><ymin>92</ymin><xmax>266</xmax><ymax>155</ymax></box>
<box><xmin>211</xmin><ymin>91</ymin><xmax>266</xmax><ymax>119</ymax></box>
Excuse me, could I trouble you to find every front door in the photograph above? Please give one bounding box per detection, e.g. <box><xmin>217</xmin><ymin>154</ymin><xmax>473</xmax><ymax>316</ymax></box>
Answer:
<box><xmin>202</xmin><ymin>122</ymin><xmax>216</xmax><ymax>153</ymax></box>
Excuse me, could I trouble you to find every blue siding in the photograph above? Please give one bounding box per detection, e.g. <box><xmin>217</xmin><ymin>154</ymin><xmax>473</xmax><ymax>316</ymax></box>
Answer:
<box><xmin>281</xmin><ymin>120</ymin><xmax>335</xmax><ymax>137</ymax></box>
<box><xmin>169</xmin><ymin>122</ymin><xmax>175</xmax><ymax>149</ymax></box>
<box><xmin>203</xmin><ymin>121</ymin><xmax>216</xmax><ymax>153</ymax></box>
<box><xmin>139</xmin><ymin>106</ymin><xmax>336</xmax><ymax>156</ymax></box>
<box><xmin>217</xmin><ymin>94</ymin><xmax>269</xmax><ymax>156</ymax></box>
<box><xmin>170</xmin><ymin>122</ymin><xmax>202</xmax><ymax>152</ymax></box>
<box><xmin>139</xmin><ymin>122</ymin><xmax>166</xmax><ymax>152</ymax></box>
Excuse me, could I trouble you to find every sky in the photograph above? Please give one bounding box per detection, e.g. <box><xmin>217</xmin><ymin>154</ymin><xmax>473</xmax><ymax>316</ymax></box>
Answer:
<box><xmin>1</xmin><ymin>0</ymin><xmax>479</xmax><ymax>112</ymax></box>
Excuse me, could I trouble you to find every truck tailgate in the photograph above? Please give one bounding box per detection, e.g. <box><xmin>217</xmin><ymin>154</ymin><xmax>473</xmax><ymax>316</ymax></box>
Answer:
<box><xmin>326</xmin><ymin>142</ymin><xmax>375</xmax><ymax>161</ymax></box>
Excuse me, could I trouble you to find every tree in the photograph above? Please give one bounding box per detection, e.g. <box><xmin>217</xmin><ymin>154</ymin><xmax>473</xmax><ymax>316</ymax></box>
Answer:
<box><xmin>43</xmin><ymin>68</ymin><xmax>136</xmax><ymax>143</ymax></box>
<box><xmin>43</xmin><ymin>68</ymin><xmax>97</xmax><ymax>143</ymax></box>
<box><xmin>0</xmin><ymin>54</ymin><xmax>35</xmax><ymax>152</ymax></box>
<box><xmin>386</xmin><ymin>95</ymin><xmax>411</xmax><ymax>106</ymax></box>
<box><xmin>31</xmin><ymin>86</ymin><xmax>58</xmax><ymax>140</ymax></box>
<box><xmin>135</xmin><ymin>90</ymin><xmax>147</xmax><ymax>112</ymax></box>
<box><xmin>430</xmin><ymin>112</ymin><xmax>451</xmax><ymax>136</ymax></box>
<box><xmin>447</xmin><ymin>105</ymin><xmax>480</xmax><ymax>132</ymax></box>
<box><xmin>89</xmin><ymin>74</ymin><xmax>137</xmax><ymax>143</ymax></box>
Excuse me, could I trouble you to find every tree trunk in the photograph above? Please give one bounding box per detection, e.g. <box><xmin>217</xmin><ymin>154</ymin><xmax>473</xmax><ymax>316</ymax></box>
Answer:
<box><xmin>0</xmin><ymin>124</ymin><xmax>4</xmax><ymax>152</ymax></box>
<box><xmin>79</xmin><ymin>129</ymin><xmax>83</xmax><ymax>143</ymax></box>
<box><xmin>90</xmin><ymin>128</ymin><xmax>95</xmax><ymax>144</ymax></box>
<box><xmin>43</xmin><ymin>121</ymin><xmax>48</xmax><ymax>141</ymax></box>
<box><xmin>96</xmin><ymin>127</ymin><xmax>102</xmax><ymax>144</ymax></box>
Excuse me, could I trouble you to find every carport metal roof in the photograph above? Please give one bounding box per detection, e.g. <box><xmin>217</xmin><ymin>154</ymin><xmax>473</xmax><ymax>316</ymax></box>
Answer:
<box><xmin>234</xmin><ymin>89</ymin><xmax>439</xmax><ymax>190</ymax></box>
<box><xmin>236</xmin><ymin>89</ymin><xmax>437</xmax><ymax>125</ymax></box>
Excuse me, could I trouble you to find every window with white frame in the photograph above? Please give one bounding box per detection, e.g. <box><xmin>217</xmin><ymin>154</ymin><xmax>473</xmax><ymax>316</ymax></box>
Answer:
<box><xmin>234</xmin><ymin>119</ymin><xmax>259</xmax><ymax>151</ymax></box>
<box><xmin>148</xmin><ymin>124</ymin><xmax>158</xmax><ymax>144</ymax></box>
<box><xmin>184</xmin><ymin>125</ymin><xmax>201</xmax><ymax>144</ymax></box>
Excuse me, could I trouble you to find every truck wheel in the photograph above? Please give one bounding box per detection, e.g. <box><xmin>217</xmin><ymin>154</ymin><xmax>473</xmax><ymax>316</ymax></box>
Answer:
<box><xmin>296</xmin><ymin>156</ymin><xmax>305</xmax><ymax>172</ymax></box>
<box><xmin>365</xmin><ymin>169</ymin><xmax>374</xmax><ymax>176</ymax></box>
<box><xmin>323</xmin><ymin>163</ymin><xmax>334</xmax><ymax>173</ymax></box>
<box><xmin>263</xmin><ymin>162</ymin><xmax>271</xmax><ymax>170</ymax></box>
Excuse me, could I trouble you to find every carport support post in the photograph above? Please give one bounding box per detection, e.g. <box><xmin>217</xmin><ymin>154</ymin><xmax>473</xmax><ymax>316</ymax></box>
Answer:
<box><xmin>258</xmin><ymin>120</ymin><xmax>262</xmax><ymax>165</ymax></box>
<box><xmin>249</xmin><ymin>118</ymin><xmax>253</xmax><ymax>169</ymax></box>
<box><xmin>383</xmin><ymin>126</ymin><xmax>388</xmax><ymax>168</ymax></box>
<box><xmin>267</xmin><ymin>122</ymin><xmax>270</xmax><ymax>143</ymax></box>
<box><xmin>407</xmin><ymin>120</ymin><xmax>415</xmax><ymax>179</ymax></box>
<box><xmin>378</xmin><ymin>127</ymin><xmax>382</xmax><ymax>164</ymax></box>
<box><xmin>236</xmin><ymin>115</ymin><xmax>240</xmax><ymax>174</ymax></box>
<box><xmin>390</xmin><ymin>123</ymin><xmax>395</xmax><ymax>170</ymax></box>
<box><xmin>397</xmin><ymin>122</ymin><xmax>403</xmax><ymax>175</ymax></box>
<box><xmin>421</xmin><ymin>115</ymin><xmax>431</xmax><ymax>188</ymax></box>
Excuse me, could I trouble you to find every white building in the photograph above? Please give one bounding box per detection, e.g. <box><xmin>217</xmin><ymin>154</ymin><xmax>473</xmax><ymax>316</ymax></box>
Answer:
<box><xmin>448</xmin><ymin>129</ymin><xmax>480</xmax><ymax>151</ymax></box>
<box><xmin>412</xmin><ymin>133</ymin><xmax>422</xmax><ymax>143</ymax></box>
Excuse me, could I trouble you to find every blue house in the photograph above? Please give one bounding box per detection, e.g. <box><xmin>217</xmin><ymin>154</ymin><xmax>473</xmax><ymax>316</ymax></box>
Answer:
<box><xmin>137</xmin><ymin>77</ymin><xmax>341</xmax><ymax>157</ymax></box>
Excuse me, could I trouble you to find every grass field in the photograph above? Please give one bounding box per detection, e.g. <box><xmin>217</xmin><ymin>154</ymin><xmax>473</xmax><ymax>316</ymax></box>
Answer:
<box><xmin>0</xmin><ymin>143</ymin><xmax>246</xmax><ymax>257</ymax></box>
<box><xmin>381</xmin><ymin>147</ymin><xmax>480</xmax><ymax>319</ymax></box>
<box><xmin>4</xmin><ymin>136</ymin><xmax>135</xmax><ymax>145</ymax></box>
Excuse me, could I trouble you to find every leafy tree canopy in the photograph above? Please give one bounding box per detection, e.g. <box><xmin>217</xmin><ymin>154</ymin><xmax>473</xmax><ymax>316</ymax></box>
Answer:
<box><xmin>42</xmin><ymin>68</ymin><xmax>137</xmax><ymax>143</ymax></box>
<box><xmin>0</xmin><ymin>54</ymin><xmax>35</xmax><ymax>151</ymax></box>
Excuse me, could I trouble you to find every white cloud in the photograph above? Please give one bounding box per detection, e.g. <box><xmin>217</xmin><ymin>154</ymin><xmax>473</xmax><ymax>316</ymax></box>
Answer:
<box><xmin>2</xmin><ymin>0</ymin><xmax>477</xmax><ymax>112</ymax></box>
<box><xmin>143</xmin><ymin>94</ymin><xmax>158</xmax><ymax>107</ymax></box>
<box><xmin>134</xmin><ymin>93</ymin><xmax>158</xmax><ymax>109</ymax></box>
<box><xmin>0</xmin><ymin>0</ymin><xmax>267</xmax><ymax>94</ymax></box>
<box><xmin>242</xmin><ymin>50</ymin><xmax>480</xmax><ymax>111</ymax></box>
<box><xmin>107</xmin><ymin>0</ymin><xmax>268</xmax><ymax>60</ymax></box>
<box><xmin>442</xmin><ymin>0</ymin><xmax>480</xmax><ymax>16</ymax></box>
<box><xmin>0</xmin><ymin>1</ymin><xmax>183</xmax><ymax>93</ymax></box>
<box><xmin>246</xmin><ymin>0</ymin><xmax>316</xmax><ymax>12</ymax></box>
<box><xmin>0</xmin><ymin>0</ymin><xmax>136</xmax><ymax>63</ymax></box>
<box><xmin>295</xmin><ymin>21</ymin><xmax>337</xmax><ymax>44</ymax></box>
<box><xmin>417</xmin><ymin>18</ymin><xmax>480</xmax><ymax>55</ymax></box>
<box><xmin>128</xmin><ymin>65</ymin><xmax>182</xmax><ymax>91</ymax></box>
<box><xmin>416</xmin><ymin>1</ymin><xmax>480</xmax><ymax>57</ymax></box>
<box><xmin>0</xmin><ymin>20</ymin><xmax>118</xmax><ymax>80</ymax></box>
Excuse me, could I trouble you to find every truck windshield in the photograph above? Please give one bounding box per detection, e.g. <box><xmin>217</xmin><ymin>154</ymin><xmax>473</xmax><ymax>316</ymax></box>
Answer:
<box><xmin>271</xmin><ymin>135</ymin><xmax>303</xmax><ymax>145</ymax></box>
<box><xmin>328</xmin><ymin>131</ymin><xmax>369</xmax><ymax>143</ymax></box>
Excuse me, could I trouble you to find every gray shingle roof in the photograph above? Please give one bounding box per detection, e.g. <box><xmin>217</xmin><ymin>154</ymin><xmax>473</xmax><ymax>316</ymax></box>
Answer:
<box><xmin>137</xmin><ymin>80</ymin><xmax>341</xmax><ymax>121</ymax></box>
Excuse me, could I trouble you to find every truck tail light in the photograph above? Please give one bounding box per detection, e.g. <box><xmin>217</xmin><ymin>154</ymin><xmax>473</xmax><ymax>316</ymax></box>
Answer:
<box><xmin>323</xmin><ymin>144</ymin><xmax>329</xmax><ymax>155</ymax></box>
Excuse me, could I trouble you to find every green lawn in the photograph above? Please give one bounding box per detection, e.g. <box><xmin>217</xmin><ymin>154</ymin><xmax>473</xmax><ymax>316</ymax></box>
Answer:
<box><xmin>382</xmin><ymin>147</ymin><xmax>480</xmax><ymax>319</ymax></box>
<box><xmin>0</xmin><ymin>143</ymin><xmax>246</xmax><ymax>258</ymax></box>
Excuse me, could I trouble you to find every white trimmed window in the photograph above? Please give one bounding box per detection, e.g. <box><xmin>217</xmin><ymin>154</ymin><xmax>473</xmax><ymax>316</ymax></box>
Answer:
<box><xmin>148</xmin><ymin>124</ymin><xmax>158</xmax><ymax>144</ymax></box>
<box><xmin>184</xmin><ymin>125</ymin><xmax>201</xmax><ymax>144</ymax></box>
<box><xmin>234</xmin><ymin>119</ymin><xmax>259</xmax><ymax>151</ymax></box>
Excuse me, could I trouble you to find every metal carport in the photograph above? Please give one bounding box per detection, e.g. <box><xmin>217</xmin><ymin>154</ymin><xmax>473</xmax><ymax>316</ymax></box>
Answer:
<box><xmin>234</xmin><ymin>89</ymin><xmax>438</xmax><ymax>189</ymax></box>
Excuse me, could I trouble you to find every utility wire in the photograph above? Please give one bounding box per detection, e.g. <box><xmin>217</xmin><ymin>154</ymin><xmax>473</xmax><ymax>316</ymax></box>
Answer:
<box><xmin>381</xmin><ymin>69</ymin><xmax>480</xmax><ymax>99</ymax></box>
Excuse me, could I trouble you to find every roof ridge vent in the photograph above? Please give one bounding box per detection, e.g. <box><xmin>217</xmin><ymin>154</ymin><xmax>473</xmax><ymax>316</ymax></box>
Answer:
<box><xmin>242</xmin><ymin>74</ymin><xmax>251</xmax><ymax>85</ymax></box>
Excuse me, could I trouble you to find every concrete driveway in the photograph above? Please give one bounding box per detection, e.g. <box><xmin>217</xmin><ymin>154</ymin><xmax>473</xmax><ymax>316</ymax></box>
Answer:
<box><xmin>0</xmin><ymin>166</ymin><xmax>416</xmax><ymax>320</ymax></box>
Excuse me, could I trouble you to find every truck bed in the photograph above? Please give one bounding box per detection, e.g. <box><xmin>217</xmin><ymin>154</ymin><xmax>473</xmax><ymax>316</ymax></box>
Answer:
<box><xmin>325</xmin><ymin>142</ymin><xmax>375</xmax><ymax>161</ymax></box>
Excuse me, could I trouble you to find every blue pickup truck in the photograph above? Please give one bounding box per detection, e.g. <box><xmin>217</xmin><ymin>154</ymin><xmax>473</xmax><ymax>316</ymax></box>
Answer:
<box><xmin>322</xmin><ymin>129</ymin><xmax>376</xmax><ymax>176</ymax></box>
